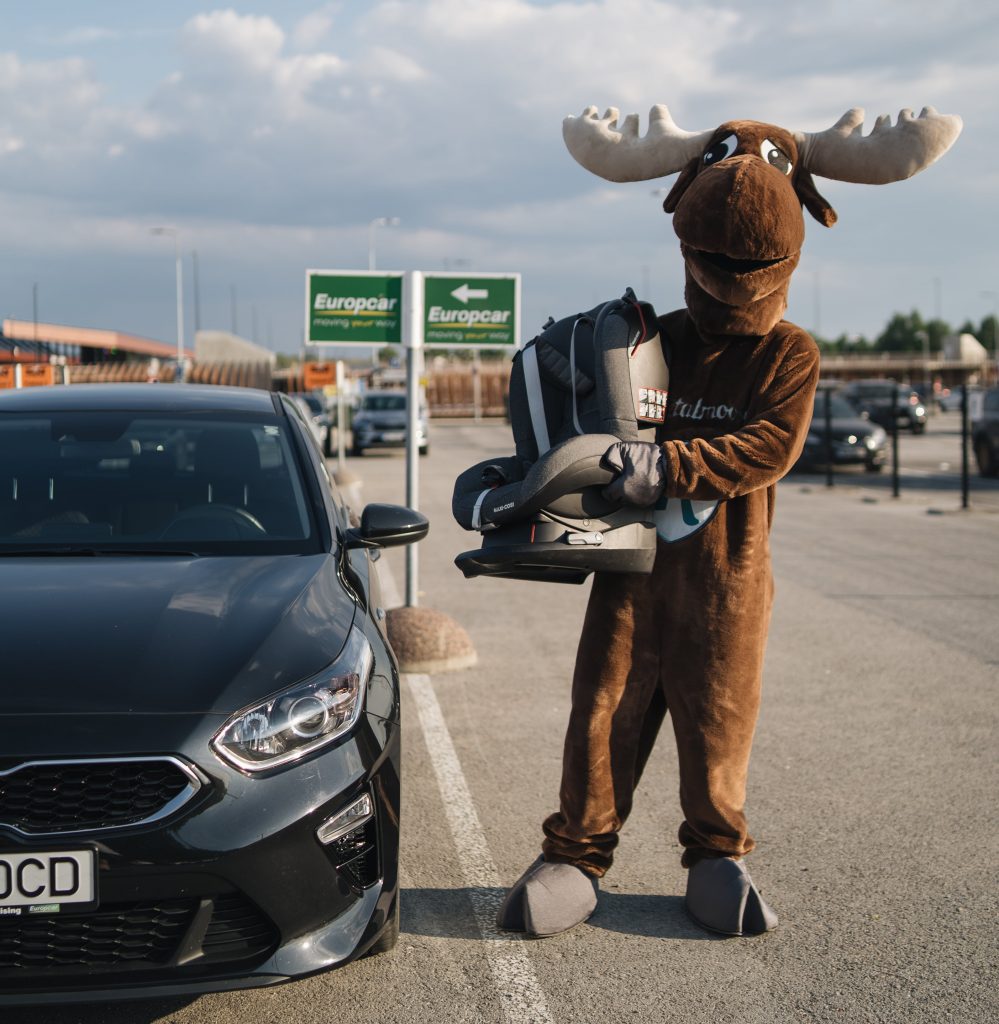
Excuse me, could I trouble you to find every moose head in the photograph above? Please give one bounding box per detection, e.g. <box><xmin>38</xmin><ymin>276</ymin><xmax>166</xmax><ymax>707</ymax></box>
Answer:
<box><xmin>563</xmin><ymin>105</ymin><xmax>962</xmax><ymax>336</ymax></box>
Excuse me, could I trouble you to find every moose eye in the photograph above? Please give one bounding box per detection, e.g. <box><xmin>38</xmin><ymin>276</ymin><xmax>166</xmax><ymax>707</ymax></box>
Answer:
<box><xmin>760</xmin><ymin>139</ymin><xmax>792</xmax><ymax>175</ymax></box>
<box><xmin>703</xmin><ymin>134</ymin><xmax>737</xmax><ymax>166</ymax></box>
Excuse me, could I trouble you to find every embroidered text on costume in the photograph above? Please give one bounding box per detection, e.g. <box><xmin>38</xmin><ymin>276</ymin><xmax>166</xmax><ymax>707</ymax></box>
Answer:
<box><xmin>671</xmin><ymin>397</ymin><xmax>746</xmax><ymax>424</ymax></box>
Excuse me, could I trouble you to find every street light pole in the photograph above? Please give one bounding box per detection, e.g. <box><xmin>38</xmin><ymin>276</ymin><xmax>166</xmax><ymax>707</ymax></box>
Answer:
<box><xmin>151</xmin><ymin>226</ymin><xmax>185</xmax><ymax>379</ymax></box>
<box><xmin>368</xmin><ymin>216</ymin><xmax>400</xmax><ymax>272</ymax></box>
<box><xmin>367</xmin><ymin>217</ymin><xmax>400</xmax><ymax>367</ymax></box>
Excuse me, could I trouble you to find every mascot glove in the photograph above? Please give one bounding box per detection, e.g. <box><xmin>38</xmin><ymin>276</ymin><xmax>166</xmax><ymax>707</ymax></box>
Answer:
<box><xmin>602</xmin><ymin>440</ymin><xmax>667</xmax><ymax>507</ymax></box>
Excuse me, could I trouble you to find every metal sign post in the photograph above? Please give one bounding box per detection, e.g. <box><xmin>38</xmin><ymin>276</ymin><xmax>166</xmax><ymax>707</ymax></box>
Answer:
<box><xmin>404</xmin><ymin>271</ymin><xmax>424</xmax><ymax>607</ymax></box>
<box><xmin>335</xmin><ymin>359</ymin><xmax>347</xmax><ymax>478</ymax></box>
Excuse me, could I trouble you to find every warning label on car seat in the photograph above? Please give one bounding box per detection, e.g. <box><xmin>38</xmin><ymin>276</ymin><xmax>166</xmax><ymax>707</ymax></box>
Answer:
<box><xmin>637</xmin><ymin>387</ymin><xmax>668</xmax><ymax>423</ymax></box>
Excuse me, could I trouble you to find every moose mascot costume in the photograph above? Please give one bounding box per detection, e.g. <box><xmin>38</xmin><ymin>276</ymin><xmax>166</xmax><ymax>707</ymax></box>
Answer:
<box><xmin>497</xmin><ymin>103</ymin><xmax>961</xmax><ymax>938</ymax></box>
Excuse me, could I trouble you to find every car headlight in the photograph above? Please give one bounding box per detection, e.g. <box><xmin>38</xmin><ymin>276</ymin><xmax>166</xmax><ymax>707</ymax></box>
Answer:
<box><xmin>866</xmin><ymin>426</ymin><xmax>887</xmax><ymax>449</ymax></box>
<box><xmin>212</xmin><ymin>627</ymin><xmax>373</xmax><ymax>772</ymax></box>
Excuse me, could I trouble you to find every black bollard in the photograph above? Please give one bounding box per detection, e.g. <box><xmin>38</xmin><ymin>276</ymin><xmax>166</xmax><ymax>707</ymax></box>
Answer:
<box><xmin>891</xmin><ymin>382</ymin><xmax>900</xmax><ymax>498</ymax></box>
<box><xmin>960</xmin><ymin>381</ymin><xmax>970</xmax><ymax>510</ymax></box>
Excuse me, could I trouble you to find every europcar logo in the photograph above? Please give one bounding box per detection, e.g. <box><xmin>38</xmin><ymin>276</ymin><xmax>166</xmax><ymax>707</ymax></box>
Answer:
<box><xmin>313</xmin><ymin>294</ymin><xmax>399</xmax><ymax>314</ymax></box>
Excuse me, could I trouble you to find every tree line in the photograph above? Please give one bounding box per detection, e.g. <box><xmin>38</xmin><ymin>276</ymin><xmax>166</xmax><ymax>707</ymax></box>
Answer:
<box><xmin>814</xmin><ymin>311</ymin><xmax>998</xmax><ymax>355</ymax></box>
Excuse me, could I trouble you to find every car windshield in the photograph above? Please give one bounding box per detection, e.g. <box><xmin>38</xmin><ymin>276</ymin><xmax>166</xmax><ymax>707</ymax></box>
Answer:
<box><xmin>361</xmin><ymin>394</ymin><xmax>406</xmax><ymax>412</ymax></box>
<box><xmin>814</xmin><ymin>394</ymin><xmax>861</xmax><ymax>419</ymax></box>
<box><xmin>0</xmin><ymin>410</ymin><xmax>321</xmax><ymax>555</ymax></box>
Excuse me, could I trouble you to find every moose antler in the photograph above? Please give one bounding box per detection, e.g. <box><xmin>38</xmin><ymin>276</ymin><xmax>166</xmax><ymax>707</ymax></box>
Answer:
<box><xmin>795</xmin><ymin>107</ymin><xmax>962</xmax><ymax>184</ymax></box>
<box><xmin>562</xmin><ymin>104</ymin><xmax>713</xmax><ymax>182</ymax></box>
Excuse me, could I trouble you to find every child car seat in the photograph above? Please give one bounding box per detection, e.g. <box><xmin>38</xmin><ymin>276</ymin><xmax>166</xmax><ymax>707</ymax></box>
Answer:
<box><xmin>452</xmin><ymin>288</ymin><xmax>669</xmax><ymax>584</ymax></box>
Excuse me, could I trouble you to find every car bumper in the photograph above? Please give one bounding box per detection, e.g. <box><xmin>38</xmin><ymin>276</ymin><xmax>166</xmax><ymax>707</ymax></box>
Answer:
<box><xmin>353</xmin><ymin>429</ymin><xmax>427</xmax><ymax>450</ymax></box>
<box><xmin>800</xmin><ymin>442</ymin><xmax>885</xmax><ymax>468</ymax></box>
<box><xmin>0</xmin><ymin>710</ymin><xmax>400</xmax><ymax>1005</ymax></box>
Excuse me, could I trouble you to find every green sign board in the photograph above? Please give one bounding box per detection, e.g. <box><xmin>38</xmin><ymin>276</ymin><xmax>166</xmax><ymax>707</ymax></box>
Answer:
<box><xmin>423</xmin><ymin>273</ymin><xmax>520</xmax><ymax>349</ymax></box>
<box><xmin>306</xmin><ymin>270</ymin><xmax>403</xmax><ymax>346</ymax></box>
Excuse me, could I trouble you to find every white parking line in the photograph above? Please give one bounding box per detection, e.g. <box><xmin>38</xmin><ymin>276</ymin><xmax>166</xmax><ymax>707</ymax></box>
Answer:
<box><xmin>405</xmin><ymin>673</ymin><xmax>555</xmax><ymax>1024</ymax></box>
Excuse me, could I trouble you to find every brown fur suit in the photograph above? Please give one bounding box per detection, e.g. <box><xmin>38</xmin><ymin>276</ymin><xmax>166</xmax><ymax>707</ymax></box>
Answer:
<box><xmin>496</xmin><ymin>105</ymin><xmax>960</xmax><ymax>938</ymax></box>
<box><xmin>543</xmin><ymin>121</ymin><xmax>821</xmax><ymax>874</ymax></box>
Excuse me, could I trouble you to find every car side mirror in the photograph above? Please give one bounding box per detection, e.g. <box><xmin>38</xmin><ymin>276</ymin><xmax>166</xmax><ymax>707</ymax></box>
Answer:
<box><xmin>344</xmin><ymin>503</ymin><xmax>429</xmax><ymax>550</ymax></box>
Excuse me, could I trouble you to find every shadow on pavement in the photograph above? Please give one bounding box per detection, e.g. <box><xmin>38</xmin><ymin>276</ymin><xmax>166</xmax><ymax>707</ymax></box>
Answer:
<box><xmin>1</xmin><ymin>996</ymin><xmax>197</xmax><ymax>1023</ymax></box>
<box><xmin>586</xmin><ymin>891</ymin><xmax>720</xmax><ymax>941</ymax></box>
<box><xmin>401</xmin><ymin>887</ymin><xmax>717</xmax><ymax>941</ymax></box>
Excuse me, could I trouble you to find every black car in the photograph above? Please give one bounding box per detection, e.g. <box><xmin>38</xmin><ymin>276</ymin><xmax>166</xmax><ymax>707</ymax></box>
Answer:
<box><xmin>972</xmin><ymin>387</ymin><xmax>999</xmax><ymax>477</ymax></box>
<box><xmin>0</xmin><ymin>384</ymin><xmax>427</xmax><ymax>1005</ymax></box>
<box><xmin>840</xmin><ymin>379</ymin><xmax>927</xmax><ymax>434</ymax></box>
<box><xmin>796</xmin><ymin>390</ymin><xmax>888</xmax><ymax>472</ymax></box>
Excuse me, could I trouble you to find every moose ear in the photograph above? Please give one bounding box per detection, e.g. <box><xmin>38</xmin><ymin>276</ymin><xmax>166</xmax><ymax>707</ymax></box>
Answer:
<box><xmin>796</xmin><ymin>168</ymin><xmax>837</xmax><ymax>227</ymax></box>
<box><xmin>662</xmin><ymin>157</ymin><xmax>700</xmax><ymax>213</ymax></box>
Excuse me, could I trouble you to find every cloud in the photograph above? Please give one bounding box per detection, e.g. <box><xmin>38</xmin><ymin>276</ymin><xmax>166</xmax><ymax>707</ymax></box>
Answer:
<box><xmin>0</xmin><ymin>0</ymin><xmax>993</xmax><ymax>347</ymax></box>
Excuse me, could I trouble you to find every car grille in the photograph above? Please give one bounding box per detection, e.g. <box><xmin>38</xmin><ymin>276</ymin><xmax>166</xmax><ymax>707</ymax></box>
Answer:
<box><xmin>0</xmin><ymin>757</ymin><xmax>201</xmax><ymax>835</ymax></box>
<box><xmin>0</xmin><ymin>894</ymin><xmax>277</xmax><ymax>978</ymax></box>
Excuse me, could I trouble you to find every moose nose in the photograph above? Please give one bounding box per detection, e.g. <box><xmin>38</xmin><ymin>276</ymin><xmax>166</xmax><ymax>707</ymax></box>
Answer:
<box><xmin>672</xmin><ymin>156</ymin><xmax>805</xmax><ymax>259</ymax></box>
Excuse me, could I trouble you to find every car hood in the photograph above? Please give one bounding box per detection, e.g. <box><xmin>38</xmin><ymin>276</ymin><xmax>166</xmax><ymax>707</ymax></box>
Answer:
<box><xmin>808</xmin><ymin>416</ymin><xmax>879</xmax><ymax>439</ymax></box>
<box><xmin>0</xmin><ymin>555</ymin><xmax>356</xmax><ymax>716</ymax></box>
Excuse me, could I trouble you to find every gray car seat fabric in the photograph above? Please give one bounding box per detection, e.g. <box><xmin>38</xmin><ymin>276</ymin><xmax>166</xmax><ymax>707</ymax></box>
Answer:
<box><xmin>453</xmin><ymin>288</ymin><xmax>669</xmax><ymax>583</ymax></box>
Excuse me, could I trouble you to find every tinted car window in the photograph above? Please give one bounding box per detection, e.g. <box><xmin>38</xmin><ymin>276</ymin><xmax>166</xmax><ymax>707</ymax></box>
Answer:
<box><xmin>0</xmin><ymin>411</ymin><xmax>320</xmax><ymax>554</ymax></box>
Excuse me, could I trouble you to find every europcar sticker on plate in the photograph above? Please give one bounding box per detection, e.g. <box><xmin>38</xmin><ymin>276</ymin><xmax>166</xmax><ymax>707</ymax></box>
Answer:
<box><xmin>0</xmin><ymin>849</ymin><xmax>98</xmax><ymax>915</ymax></box>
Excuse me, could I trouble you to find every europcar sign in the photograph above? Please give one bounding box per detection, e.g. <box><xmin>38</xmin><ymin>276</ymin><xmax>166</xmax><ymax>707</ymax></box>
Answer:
<box><xmin>306</xmin><ymin>270</ymin><xmax>404</xmax><ymax>346</ymax></box>
<box><xmin>423</xmin><ymin>273</ymin><xmax>520</xmax><ymax>349</ymax></box>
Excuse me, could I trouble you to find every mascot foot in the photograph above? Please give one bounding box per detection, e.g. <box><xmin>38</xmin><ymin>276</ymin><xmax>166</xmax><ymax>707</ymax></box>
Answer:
<box><xmin>685</xmin><ymin>857</ymin><xmax>778</xmax><ymax>937</ymax></box>
<box><xmin>496</xmin><ymin>856</ymin><xmax>599</xmax><ymax>937</ymax></box>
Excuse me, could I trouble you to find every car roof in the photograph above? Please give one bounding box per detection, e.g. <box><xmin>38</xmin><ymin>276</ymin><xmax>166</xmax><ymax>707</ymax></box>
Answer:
<box><xmin>0</xmin><ymin>384</ymin><xmax>278</xmax><ymax>414</ymax></box>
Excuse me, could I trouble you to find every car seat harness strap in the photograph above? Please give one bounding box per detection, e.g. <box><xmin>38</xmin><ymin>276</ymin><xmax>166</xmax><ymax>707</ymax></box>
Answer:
<box><xmin>568</xmin><ymin>316</ymin><xmax>589</xmax><ymax>438</ymax></box>
<box><xmin>522</xmin><ymin>342</ymin><xmax>552</xmax><ymax>456</ymax></box>
<box><xmin>471</xmin><ymin>488</ymin><xmax>493</xmax><ymax>531</ymax></box>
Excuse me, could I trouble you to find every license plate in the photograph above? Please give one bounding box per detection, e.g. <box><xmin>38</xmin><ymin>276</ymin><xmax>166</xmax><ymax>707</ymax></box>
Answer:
<box><xmin>0</xmin><ymin>849</ymin><xmax>98</xmax><ymax>915</ymax></box>
<box><xmin>380</xmin><ymin>431</ymin><xmax>405</xmax><ymax>442</ymax></box>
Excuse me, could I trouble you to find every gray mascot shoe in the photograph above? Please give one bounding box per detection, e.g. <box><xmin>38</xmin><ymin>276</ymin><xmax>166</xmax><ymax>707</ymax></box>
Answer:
<box><xmin>496</xmin><ymin>856</ymin><xmax>599</xmax><ymax>937</ymax></box>
<box><xmin>685</xmin><ymin>857</ymin><xmax>778</xmax><ymax>937</ymax></box>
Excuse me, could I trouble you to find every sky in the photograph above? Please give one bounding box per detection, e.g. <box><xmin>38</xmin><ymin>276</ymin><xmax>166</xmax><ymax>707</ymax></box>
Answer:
<box><xmin>0</xmin><ymin>0</ymin><xmax>996</xmax><ymax>356</ymax></box>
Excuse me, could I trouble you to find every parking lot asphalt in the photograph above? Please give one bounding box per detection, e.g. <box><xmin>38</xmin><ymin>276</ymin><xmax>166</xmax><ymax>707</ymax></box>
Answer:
<box><xmin>11</xmin><ymin>418</ymin><xmax>996</xmax><ymax>1024</ymax></box>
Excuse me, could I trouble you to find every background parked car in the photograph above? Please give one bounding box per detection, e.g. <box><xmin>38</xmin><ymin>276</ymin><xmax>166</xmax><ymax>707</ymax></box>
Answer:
<box><xmin>289</xmin><ymin>392</ymin><xmax>330</xmax><ymax>453</ymax></box>
<box><xmin>972</xmin><ymin>387</ymin><xmax>999</xmax><ymax>477</ymax></box>
<box><xmin>796</xmin><ymin>389</ymin><xmax>888</xmax><ymax>473</ymax></box>
<box><xmin>841</xmin><ymin>379</ymin><xmax>927</xmax><ymax>434</ymax></box>
<box><xmin>350</xmin><ymin>389</ymin><xmax>429</xmax><ymax>457</ymax></box>
<box><xmin>0</xmin><ymin>384</ymin><xmax>428</xmax><ymax>1005</ymax></box>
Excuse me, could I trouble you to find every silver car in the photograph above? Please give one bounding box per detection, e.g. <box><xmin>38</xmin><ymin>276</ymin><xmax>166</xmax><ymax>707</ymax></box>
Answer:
<box><xmin>350</xmin><ymin>390</ymin><xmax>429</xmax><ymax>457</ymax></box>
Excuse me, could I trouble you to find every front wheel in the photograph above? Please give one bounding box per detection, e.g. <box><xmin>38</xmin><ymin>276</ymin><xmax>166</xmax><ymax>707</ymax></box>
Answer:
<box><xmin>865</xmin><ymin>461</ymin><xmax>884</xmax><ymax>474</ymax></box>
<box><xmin>419</xmin><ymin>445</ymin><xmax>429</xmax><ymax>457</ymax></box>
<box><xmin>365</xmin><ymin>898</ymin><xmax>399</xmax><ymax>957</ymax></box>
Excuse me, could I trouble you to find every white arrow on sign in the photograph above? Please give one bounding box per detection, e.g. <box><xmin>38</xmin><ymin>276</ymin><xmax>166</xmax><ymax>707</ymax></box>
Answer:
<box><xmin>451</xmin><ymin>283</ymin><xmax>489</xmax><ymax>304</ymax></box>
